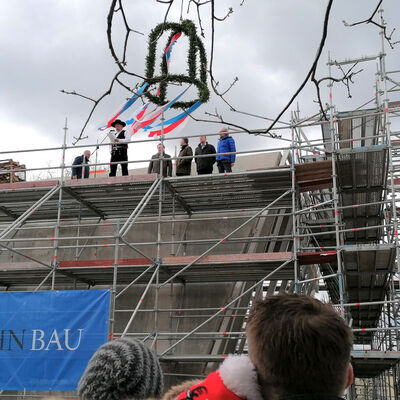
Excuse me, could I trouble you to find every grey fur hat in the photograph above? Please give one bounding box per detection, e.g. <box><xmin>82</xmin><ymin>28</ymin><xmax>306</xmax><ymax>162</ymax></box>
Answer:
<box><xmin>78</xmin><ymin>338</ymin><xmax>164</xmax><ymax>400</ymax></box>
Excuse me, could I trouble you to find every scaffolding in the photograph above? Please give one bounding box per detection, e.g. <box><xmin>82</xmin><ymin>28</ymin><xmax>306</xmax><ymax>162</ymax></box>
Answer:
<box><xmin>1</xmin><ymin>8</ymin><xmax>400</xmax><ymax>399</ymax></box>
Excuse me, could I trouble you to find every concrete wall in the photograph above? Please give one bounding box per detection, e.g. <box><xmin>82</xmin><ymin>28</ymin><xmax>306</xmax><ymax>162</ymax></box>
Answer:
<box><xmin>0</xmin><ymin>214</ymin><xmax>256</xmax><ymax>265</ymax></box>
<box><xmin>114</xmin><ymin>282</ymin><xmax>239</xmax><ymax>384</ymax></box>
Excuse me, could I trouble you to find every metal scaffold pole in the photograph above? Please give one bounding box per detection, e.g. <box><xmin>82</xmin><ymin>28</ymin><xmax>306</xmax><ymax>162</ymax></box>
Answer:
<box><xmin>109</xmin><ymin>220</ymin><xmax>120</xmax><ymax>339</ymax></box>
<box><xmin>153</xmin><ymin>112</ymin><xmax>166</xmax><ymax>351</ymax></box>
<box><xmin>121</xmin><ymin>266</ymin><xmax>159</xmax><ymax>338</ymax></box>
<box><xmin>328</xmin><ymin>56</ymin><xmax>345</xmax><ymax>315</ymax></box>
<box><xmin>291</xmin><ymin>113</ymin><xmax>299</xmax><ymax>292</ymax></box>
<box><xmin>51</xmin><ymin>118</ymin><xmax>68</xmax><ymax>290</ymax></box>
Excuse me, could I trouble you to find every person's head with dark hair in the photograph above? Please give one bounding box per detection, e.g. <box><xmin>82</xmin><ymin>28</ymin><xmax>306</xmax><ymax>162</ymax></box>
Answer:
<box><xmin>246</xmin><ymin>293</ymin><xmax>353</xmax><ymax>400</ymax></box>
<box><xmin>180</xmin><ymin>137</ymin><xmax>189</xmax><ymax>147</ymax></box>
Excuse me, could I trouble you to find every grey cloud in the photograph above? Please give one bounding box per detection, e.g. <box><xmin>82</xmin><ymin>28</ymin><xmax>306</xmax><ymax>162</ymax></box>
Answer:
<box><xmin>0</xmin><ymin>0</ymin><xmax>399</xmax><ymax>167</ymax></box>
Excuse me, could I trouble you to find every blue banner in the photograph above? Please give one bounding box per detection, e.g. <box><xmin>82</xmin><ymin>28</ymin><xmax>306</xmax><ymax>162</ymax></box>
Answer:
<box><xmin>0</xmin><ymin>289</ymin><xmax>110</xmax><ymax>391</ymax></box>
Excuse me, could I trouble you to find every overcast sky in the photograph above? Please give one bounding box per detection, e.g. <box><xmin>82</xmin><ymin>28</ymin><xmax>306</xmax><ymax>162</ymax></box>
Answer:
<box><xmin>0</xmin><ymin>0</ymin><xmax>399</xmax><ymax>177</ymax></box>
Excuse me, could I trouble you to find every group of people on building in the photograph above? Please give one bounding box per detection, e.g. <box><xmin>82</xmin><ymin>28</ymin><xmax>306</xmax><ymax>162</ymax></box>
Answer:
<box><xmin>147</xmin><ymin>128</ymin><xmax>235</xmax><ymax>177</ymax></box>
<box><xmin>71</xmin><ymin>120</ymin><xmax>237</xmax><ymax>179</ymax></box>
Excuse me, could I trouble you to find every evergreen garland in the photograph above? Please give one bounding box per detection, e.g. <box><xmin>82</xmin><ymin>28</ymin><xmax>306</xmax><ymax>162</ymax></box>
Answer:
<box><xmin>144</xmin><ymin>20</ymin><xmax>210</xmax><ymax>109</ymax></box>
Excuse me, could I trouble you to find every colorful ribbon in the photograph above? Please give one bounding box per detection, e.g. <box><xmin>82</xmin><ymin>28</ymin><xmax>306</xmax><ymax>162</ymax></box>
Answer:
<box><xmin>99</xmin><ymin>31</ymin><xmax>202</xmax><ymax>138</ymax></box>
<box><xmin>127</xmin><ymin>86</ymin><xmax>191</xmax><ymax>135</ymax></box>
<box><xmin>97</xmin><ymin>82</ymin><xmax>148</xmax><ymax>131</ymax></box>
<box><xmin>145</xmin><ymin>100</ymin><xmax>202</xmax><ymax>137</ymax></box>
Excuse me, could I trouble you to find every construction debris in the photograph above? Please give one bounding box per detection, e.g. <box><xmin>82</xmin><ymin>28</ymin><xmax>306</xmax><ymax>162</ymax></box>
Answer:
<box><xmin>0</xmin><ymin>159</ymin><xmax>26</xmax><ymax>183</ymax></box>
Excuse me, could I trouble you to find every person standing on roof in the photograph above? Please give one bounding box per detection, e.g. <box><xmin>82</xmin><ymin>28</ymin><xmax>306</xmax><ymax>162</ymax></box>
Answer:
<box><xmin>175</xmin><ymin>137</ymin><xmax>193</xmax><ymax>176</ymax></box>
<box><xmin>71</xmin><ymin>150</ymin><xmax>91</xmax><ymax>179</ymax></box>
<box><xmin>148</xmin><ymin>143</ymin><xmax>173</xmax><ymax>178</ymax></box>
<box><xmin>216</xmin><ymin>127</ymin><xmax>236</xmax><ymax>173</ymax></box>
<box><xmin>109</xmin><ymin>119</ymin><xmax>130</xmax><ymax>177</ymax></box>
<box><xmin>195</xmin><ymin>136</ymin><xmax>216</xmax><ymax>175</ymax></box>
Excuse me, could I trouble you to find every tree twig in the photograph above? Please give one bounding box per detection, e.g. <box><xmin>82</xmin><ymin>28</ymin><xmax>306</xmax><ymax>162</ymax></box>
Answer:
<box><xmin>264</xmin><ymin>0</ymin><xmax>334</xmax><ymax>133</ymax></box>
<box><xmin>343</xmin><ymin>0</ymin><xmax>399</xmax><ymax>49</ymax></box>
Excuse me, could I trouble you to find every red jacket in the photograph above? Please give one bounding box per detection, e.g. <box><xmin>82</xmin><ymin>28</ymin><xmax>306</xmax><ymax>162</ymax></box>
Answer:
<box><xmin>176</xmin><ymin>356</ymin><xmax>263</xmax><ymax>400</ymax></box>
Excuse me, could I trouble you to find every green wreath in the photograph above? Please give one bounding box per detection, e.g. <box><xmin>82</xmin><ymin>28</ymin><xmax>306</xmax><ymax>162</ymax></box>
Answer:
<box><xmin>144</xmin><ymin>20</ymin><xmax>209</xmax><ymax>109</ymax></box>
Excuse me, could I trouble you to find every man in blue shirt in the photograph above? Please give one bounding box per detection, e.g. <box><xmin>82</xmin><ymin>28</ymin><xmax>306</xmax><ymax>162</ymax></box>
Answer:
<box><xmin>216</xmin><ymin>127</ymin><xmax>236</xmax><ymax>173</ymax></box>
<box><xmin>71</xmin><ymin>150</ymin><xmax>91</xmax><ymax>179</ymax></box>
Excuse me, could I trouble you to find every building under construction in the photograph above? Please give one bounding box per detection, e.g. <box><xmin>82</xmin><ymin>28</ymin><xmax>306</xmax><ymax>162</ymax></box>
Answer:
<box><xmin>1</xmin><ymin>12</ymin><xmax>400</xmax><ymax>400</ymax></box>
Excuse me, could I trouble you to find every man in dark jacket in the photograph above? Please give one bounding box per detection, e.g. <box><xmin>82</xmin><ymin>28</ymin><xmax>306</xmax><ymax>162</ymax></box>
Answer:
<box><xmin>216</xmin><ymin>127</ymin><xmax>236</xmax><ymax>173</ymax></box>
<box><xmin>148</xmin><ymin>144</ymin><xmax>173</xmax><ymax>178</ymax></box>
<box><xmin>71</xmin><ymin>150</ymin><xmax>91</xmax><ymax>179</ymax></box>
<box><xmin>176</xmin><ymin>137</ymin><xmax>193</xmax><ymax>176</ymax></box>
<box><xmin>195</xmin><ymin>136</ymin><xmax>216</xmax><ymax>175</ymax></box>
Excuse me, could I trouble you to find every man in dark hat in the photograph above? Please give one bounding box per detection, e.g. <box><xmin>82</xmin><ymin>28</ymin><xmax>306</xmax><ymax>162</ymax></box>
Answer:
<box><xmin>109</xmin><ymin>119</ymin><xmax>130</xmax><ymax>177</ymax></box>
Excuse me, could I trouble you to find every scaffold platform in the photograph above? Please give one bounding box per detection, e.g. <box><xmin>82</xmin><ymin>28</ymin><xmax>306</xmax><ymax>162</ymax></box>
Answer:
<box><xmin>0</xmin><ymin>250</ymin><xmax>343</xmax><ymax>288</ymax></box>
<box><xmin>351</xmin><ymin>351</ymin><xmax>400</xmax><ymax>379</ymax></box>
<box><xmin>0</xmin><ymin>168</ymin><xmax>292</xmax><ymax>223</ymax></box>
<box><xmin>343</xmin><ymin>245</ymin><xmax>396</xmax><ymax>343</ymax></box>
<box><xmin>0</xmin><ymin>252</ymin><xmax>295</xmax><ymax>287</ymax></box>
<box><xmin>337</xmin><ymin>145</ymin><xmax>388</xmax><ymax>243</ymax></box>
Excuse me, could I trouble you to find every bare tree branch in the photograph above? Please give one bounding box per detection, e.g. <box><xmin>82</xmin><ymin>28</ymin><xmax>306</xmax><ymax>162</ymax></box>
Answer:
<box><xmin>62</xmin><ymin>0</ymin><xmax>378</xmax><ymax>146</ymax></box>
<box><xmin>61</xmin><ymin>0</ymin><xmax>147</xmax><ymax>144</ymax></box>
<box><xmin>331</xmin><ymin>63</ymin><xmax>363</xmax><ymax>98</ymax></box>
<box><xmin>63</xmin><ymin>0</ymin><xmax>262</xmax><ymax>142</ymax></box>
<box><xmin>309</xmin><ymin>62</ymin><xmax>364</xmax><ymax>116</ymax></box>
<box><xmin>263</xmin><ymin>0</ymin><xmax>333</xmax><ymax>133</ymax></box>
<box><xmin>343</xmin><ymin>0</ymin><xmax>399</xmax><ymax>49</ymax></box>
<box><xmin>344</xmin><ymin>0</ymin><xmax>382</xmax><ymax>27</ymax></box>
<box><xmin>214</xmin><ymin>7</ymin><xmax>233</xmax><ymax>22</ymax></box>
<box><xmin>106</xmin><ymin>0</ymin><xmax>146</xmax><ymax>75</ymax></box>
<box><xmin>60</xmin><ymin>90</ymin><xmax>96</xmax><ymax>103</ymax></box>
<box><xmin>189</xmin><ymin>111</ymin><xmax>281</xmax><ymax>139</ymax></box>
<box><xmin>117</xmin><ymin>0</ymin><xmax>144</xmax><ymax>64</ymax></box>
<box><xmin>62</xmin><ymin>72</ymin><xmax>123</xmax><ymax>145</ymax></box>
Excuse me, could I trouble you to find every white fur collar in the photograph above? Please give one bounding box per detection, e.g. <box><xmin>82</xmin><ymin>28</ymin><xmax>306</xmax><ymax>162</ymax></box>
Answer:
<box><xmin>219</xmin><ymin>355</ymin><xmax>264</xmax><ymax>400</ymax></box>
